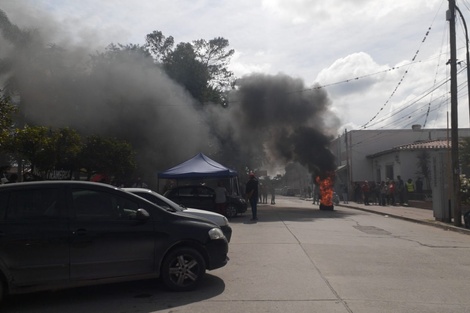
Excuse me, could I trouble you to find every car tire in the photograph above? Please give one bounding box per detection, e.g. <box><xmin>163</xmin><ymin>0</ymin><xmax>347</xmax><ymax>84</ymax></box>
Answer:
<box><xmin>226</xmin><ymin>205</ymin><xmax>238</xmax><ymax>218</ymax></box>
<box><xmin>161</xmin><ymin>247</ymin><xmax>206</xmax><ymax>291</ymax></box>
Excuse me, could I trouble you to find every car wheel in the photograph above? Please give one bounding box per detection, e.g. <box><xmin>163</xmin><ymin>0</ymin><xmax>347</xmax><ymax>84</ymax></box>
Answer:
<box><xmin>161</xmin><ymin>247</ymin><xmax>206</xmax><ymax>291</ymax></box>
<box><xmin>226</xmin><ymin>205</ymin><xmax>238</xmax><ymax>218</ymax></box>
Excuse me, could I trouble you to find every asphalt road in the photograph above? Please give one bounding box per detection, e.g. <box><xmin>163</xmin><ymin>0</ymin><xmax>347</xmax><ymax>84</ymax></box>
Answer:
<box><xmin>3</xmin><ymin>196</ymin><xmax>470</xmax><ymax>313</ymax></box>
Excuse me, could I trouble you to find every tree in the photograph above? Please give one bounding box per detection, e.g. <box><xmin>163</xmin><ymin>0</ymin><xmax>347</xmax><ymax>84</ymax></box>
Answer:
<box><xmin>0</xmin><ymin>93</ymin><xmax>17</xmax><ymax>146</ymax></box>
<box><xmin>193</xmin><ymin>37</ymin><xmax>235</xmax><ymax>93</ymax></box>
<box><xmin>3</xmin><ymin>126</ymin><xmax>54</xmax><ymax>174</ymax></box>
<box><xmin>163</xmin><ymin>42</ymin><xmax>210</xmax><ymax>104</ymax></box>
<box><xmin>145</xmin><ymin>30</ymin><xmax>235</xmax><ymax>106</ymax></box>
<box><xmin>0</xmin><ymin>92</ymin><xmax>17</xmax><ymax>172</ymax></box>
<box><xmin>52</xmin><ymin>127</ymin><xmax>82</xmax><ymax>171</ymax></box>
<box><xmin>460</xmin><ymin>137</ymin><xmax>470</xmax><ymax>176</ymax></box>
<box><xmin>144</xmin><ymin>31</ymin><xmax>174</xmax><ymax>62</ymax></box>
<box><xmin>79</xmin><ymin>135</ymin><xmax>136</xmax><ymax>182</ymax></box>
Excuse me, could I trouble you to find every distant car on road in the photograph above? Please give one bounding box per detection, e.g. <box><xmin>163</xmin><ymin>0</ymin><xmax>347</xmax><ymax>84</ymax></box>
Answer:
<box><xmin>0</xmin><ymin>181</ymin><xmax>229</xmax><ymax>301</ymax></box>
<box><xmin>164</xmin><ymin>185</ymin><xmax>247</xmax><ymax>218</ymax></box>
<box><xmin>124</xmin><ymin>187</ymin><xmax>232</xmax><ymax>241</ymax></box>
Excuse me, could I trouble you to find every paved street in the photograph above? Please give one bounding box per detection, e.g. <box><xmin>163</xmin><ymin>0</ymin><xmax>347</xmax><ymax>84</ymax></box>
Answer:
<box><xmin>3</xmin><ymin>196</ymin><xmax>470</xmax><ymax>313</ymax></box>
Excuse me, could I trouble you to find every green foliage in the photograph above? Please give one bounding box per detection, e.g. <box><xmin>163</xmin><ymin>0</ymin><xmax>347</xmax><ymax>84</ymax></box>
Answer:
<box><xmin>164</xmin><ymin>42</ymin><xmax>210</xmax><ymax>104</ymax></box>
<box><xmin>79</xmin><ymin>135</ymin><xmax>136</xmax><ymax>181</ymax></box>
<box><xmin>53</xmin><ymin>128</ymin><xmax>82</xmax><ymax>170</ymax></box>
<box><xmin>144</xmin><ymin>31</ymin><xmax>174</xmax><ymax>62</ymax></box>
<box><xmin>3</xmin><ymin>126</ymin><xmax>54</xmax><ymax>172</ymax></box>
<box><xmin>0</xmin><ymin>93</ymin><xmax>17</xmax><ymax>145</ymax></box>
<box><xmin>145</xmin><ymin>30</ymin><xmax>235</xmax><ymax>106</ymax></box>
<box><xmin>193</xmin><ymin>37</ymin><xmax>235</xmax><ymax>92</ymax></box>
<box><xmin>460</xmin><ymin>174</ymin><xmax>470</xmax><ymax>205</ymax></box>
<box><xmin>459</xmin><ymin>137</ymin><xmax>470</xmax><ymax>176</ymax></box>
<box><xmin>3</xmin><ymin>126</ymin><xmax>82</xmax><ymax>172</ymax></box>
<box><xmin>2</xmin><ymin>125</ymin><xmax>136</xmax><ymax>181</ymax></box>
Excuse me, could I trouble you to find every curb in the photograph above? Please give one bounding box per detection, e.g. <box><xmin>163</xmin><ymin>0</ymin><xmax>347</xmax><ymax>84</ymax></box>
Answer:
<box><xmin>338</xmin><ymin>204</ymin><xmax>470</xmax><ymax>235</ymax></box>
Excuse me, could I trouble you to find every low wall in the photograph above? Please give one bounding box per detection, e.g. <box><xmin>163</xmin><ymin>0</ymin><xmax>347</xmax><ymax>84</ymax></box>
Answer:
<box><xmin>408</xmin><ymin>200</ymin><xmax>433</xmax><ymax>210</ymax></box>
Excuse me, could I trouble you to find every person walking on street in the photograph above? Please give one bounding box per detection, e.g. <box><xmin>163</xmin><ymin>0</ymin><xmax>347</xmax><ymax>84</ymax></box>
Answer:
<box><xmin>246</xmin><ymin>172</ymin><xmax>259</xmax><ymax>221</ymax></box>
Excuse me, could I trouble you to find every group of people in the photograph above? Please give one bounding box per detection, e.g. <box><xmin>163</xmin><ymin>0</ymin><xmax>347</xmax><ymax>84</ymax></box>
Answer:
<box><xmin>258</xmin><ymin>183</ymin><xmax>275</xmax><ymax>204</ymax></box>
<box><xmin>350</xmin><ymin>176</ymin><xmax>424</xmax><ymax>206</ymax></box>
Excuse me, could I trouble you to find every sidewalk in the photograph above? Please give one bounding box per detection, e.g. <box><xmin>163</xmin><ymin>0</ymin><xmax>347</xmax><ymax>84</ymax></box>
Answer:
<box><xmin>336</xmin><ymin>201</ymin><xmax>470</xmax><ymax>235</ymax></box>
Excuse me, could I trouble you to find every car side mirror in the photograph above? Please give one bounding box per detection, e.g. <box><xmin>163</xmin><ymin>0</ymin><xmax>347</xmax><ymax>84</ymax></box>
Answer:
<box><xmin>136</xmin><ymin>208</ymin><xmax>150</xmax><ymax>221</ymax></box>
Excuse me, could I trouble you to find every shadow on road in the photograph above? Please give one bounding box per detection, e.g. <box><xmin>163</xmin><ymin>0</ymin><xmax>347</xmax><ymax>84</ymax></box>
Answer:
<box><xmin>229</xmin><ymin>203</ymin><xmax>362</xmax><ymax>224</ymax></box>
<box><xmin>2</xmin><ymin>274</ymin><xmax>225</xmax><ymax>312</ymax></box>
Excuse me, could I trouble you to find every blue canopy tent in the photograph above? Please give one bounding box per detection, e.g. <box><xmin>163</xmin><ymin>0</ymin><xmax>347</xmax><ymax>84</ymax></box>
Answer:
<box><xmin>158</xmin><ymin>153</ymin><xmax>240</xmax><ymax>194</ymax></box>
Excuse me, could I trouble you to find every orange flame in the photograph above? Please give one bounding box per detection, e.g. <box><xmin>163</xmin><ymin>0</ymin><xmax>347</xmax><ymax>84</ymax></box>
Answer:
<box><xmin>316</xmin><ymin>172</ymin><xmax>335</xmax><ymax>207</ymax></box>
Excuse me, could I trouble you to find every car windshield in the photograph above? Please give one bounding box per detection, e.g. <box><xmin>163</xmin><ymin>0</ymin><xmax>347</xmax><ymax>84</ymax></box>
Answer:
<box><xmin>131</xmin><ymin>190</ymin><xmax>186</xmax><ymax>213</ymax></box>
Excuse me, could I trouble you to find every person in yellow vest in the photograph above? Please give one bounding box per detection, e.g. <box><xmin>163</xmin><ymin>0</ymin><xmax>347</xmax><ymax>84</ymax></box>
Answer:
<box><xmin>405</xmin><ymin>178</ymin><xmax>415</xmax><ymax>203</ymax></box>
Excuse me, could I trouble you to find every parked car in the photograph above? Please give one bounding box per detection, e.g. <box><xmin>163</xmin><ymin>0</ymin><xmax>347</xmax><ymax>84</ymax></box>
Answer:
<box><xmin>163</xmin><ymin>185</ymin><xmax>247</xmax><ymax>218</ymax></box>
<box><xmin>124</xmin><ymin>187</ymin><xmax>232</xmax><ymax>241</ymax></box>
<box><xmin>0</xmin><ymin>181</ymin><xmax>229</xmax><ymax>301</ymax></box>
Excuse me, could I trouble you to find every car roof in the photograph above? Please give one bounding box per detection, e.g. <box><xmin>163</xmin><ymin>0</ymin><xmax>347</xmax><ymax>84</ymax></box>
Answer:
<box><xmin>0</xmin><ymin>180</ymin><xmax>119</xmax><ymax>189</ymax></box>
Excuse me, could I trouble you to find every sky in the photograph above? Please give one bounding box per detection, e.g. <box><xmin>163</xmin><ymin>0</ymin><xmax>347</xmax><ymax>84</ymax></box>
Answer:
<box><xmin>2</xmin><ymin>0</ymin><xmax>469</xmax><ymax>131</ymax></box>
<box><xmin>1</xmin><ymin>0</ymin><xmax>470</xmax><ymax>176</ymax></box>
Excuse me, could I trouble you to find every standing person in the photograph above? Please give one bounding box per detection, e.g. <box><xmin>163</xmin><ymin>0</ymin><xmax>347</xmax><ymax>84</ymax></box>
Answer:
<box><xmin>258</xmin><ymin>183</ymin><xmax>264</xmax><ymax>203</ymax></box>
<box><xmin>379</xmin><ymin>181</ymin><xmax>388</xmax><ymax>206</ymax></box>
<box><xmin>262</xmin><ymin>184</ymin><xmax>268</xmax><ymax>204</ymax></box>
<box><xmin>270</xmin><ymin>184</ymin><xmax>276</xmax><ymax>204</ymax></box>
<box><xmin>314</xmin><ymin>183</ymin><xmax>321</xmax><ymax>205</ymax></box>
<box><xmin>362</xmin><ymin>181</ymin><xmax>370</xmax><ymax>205</ymax></box>
<box><xmin>245</xmin><ymin>173</ymin><xmax>259</xmax><ymax>221</ymax></box>
<box><xmin>341</xmin><ymin>183</ymin><xmax>349</xmax><ymax>204</ymax></box>
<box><xmin>405</xmin><ymin>178</ymin><xmax>415</xmax><ymax>203</ymax></box>
<box><xmin>214</xmin><ymin>181</ymin><xmax>227</xmax><ymax>216</ymax></box>
<box><xmin>354</xmin><ymin>182</ymin><xmax>362</xmax><ymax>203</ymax></box>
<box><xmin>396</xmin><ymin>176</ymin><xmax>405</xmax><ymax>205</ymax></box>
<box><xmin>388</xmin><ymin>180</ymin><xmax>396</xmax><ymax>205</ymax></box>
<box><xmin>415</xmin><ymin>177</ymin><xmax>424</xmax><ymax>200</ymax></box>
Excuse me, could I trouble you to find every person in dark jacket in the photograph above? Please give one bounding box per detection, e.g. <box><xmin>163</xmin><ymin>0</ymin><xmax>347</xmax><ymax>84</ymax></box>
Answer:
<box><xmin>245</xmin><ymin>172</ymin><xmax>259</xmax><ymax>221</ymax></box>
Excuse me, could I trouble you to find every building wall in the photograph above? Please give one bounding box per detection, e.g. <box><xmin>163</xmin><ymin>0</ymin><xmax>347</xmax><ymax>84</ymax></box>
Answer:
<box><xmin>331</xmin><ymin>128</ymin><xmax>470</xmax><ymax>183</ymax></box>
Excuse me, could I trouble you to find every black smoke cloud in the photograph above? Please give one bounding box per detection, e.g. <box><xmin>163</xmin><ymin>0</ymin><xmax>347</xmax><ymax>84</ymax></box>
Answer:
<box><xmin>209</xmin><ymin>73</ymin><xmax>340</xmax><ymax>177</ymax></box>
<box><xmin>0</xmin><ymin>6</ymin><xmax>340</xmax><ymax>180</ymax></box>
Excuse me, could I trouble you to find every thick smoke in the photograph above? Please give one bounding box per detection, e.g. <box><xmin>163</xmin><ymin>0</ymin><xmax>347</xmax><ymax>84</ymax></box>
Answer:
<box><xmin>209</xmin><ymin>73</ymin><xmax>341</xmax><ymax>177</ymax></box>
<box><xmin>0</xmin><ymin>8</ymin><xmax>214</xmax><ymax>178</ymax></box>
<box><xmin>0</xmin><ymin>6</ymin><xmax>340</xmax><ymax>181</ymax></box>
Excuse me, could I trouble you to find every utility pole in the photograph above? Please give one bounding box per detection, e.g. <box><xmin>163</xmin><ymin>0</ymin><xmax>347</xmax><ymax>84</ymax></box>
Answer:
<box><xmin>448</xmin><ymin>0</ymin><xmax>462</xmax><ymax>226</ymax></box>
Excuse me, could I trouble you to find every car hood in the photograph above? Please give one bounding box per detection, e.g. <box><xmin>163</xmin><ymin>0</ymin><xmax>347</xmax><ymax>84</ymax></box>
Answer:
<box><xmin>184</xmin><ymin>208</ymin><xmax>228</xmax><ymax>226</ymax></box>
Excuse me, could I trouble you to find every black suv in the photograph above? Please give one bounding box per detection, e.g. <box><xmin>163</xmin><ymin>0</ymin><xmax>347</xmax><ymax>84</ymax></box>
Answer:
<box><xmin>0</xmin><ymin>181</ymin><xmax>228</xmax><ymax>301</ymax></box>
<box><xmin>163</xmin><ymin>185</ymin><xmax>247</xmax><ymax>218</ymax></box>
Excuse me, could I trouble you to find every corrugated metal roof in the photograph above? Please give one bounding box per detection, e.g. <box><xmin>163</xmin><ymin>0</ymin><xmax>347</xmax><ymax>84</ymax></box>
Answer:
<box><xmin>367</xmin><ymin>139</ymin><xmax>451</xmax><ymax>158</ymax></box>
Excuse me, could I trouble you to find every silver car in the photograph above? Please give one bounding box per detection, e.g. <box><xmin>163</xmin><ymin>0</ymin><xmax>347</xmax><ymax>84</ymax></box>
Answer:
<box><xmin>123</xmin><ymin>188</ymin><xmax>232</xmax><ymax>242</ymax></box>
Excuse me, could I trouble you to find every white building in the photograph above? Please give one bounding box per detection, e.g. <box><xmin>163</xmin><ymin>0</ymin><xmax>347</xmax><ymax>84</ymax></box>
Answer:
<box><xmin>330</xmin><ymin>126</ymin><xmax>470</xmax><ymax>221</ymax></box>
<box><xmin>331</xmin><ymin>126</ymin><xmax>470</xmax><ymax>184</ymax></box>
